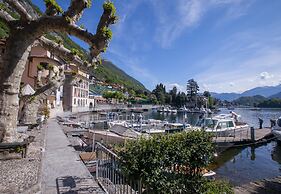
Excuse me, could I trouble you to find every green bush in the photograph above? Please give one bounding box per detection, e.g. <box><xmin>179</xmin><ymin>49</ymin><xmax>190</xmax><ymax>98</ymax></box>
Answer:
<box><xmin>117</xmin><ymin>131</ymin><xmax>215</xmax><ymax>193</ymax></box>
<box><xmin>204</xmin><ymin>180</ymin><xmax>234</xmax><ymax>194</ymax></box>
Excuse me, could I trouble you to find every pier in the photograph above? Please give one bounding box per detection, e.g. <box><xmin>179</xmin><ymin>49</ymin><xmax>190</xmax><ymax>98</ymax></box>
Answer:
<box><xmin>213</xmin><ymin>127</ymin><xmax>274</xmax><ymax>152</ymax></box>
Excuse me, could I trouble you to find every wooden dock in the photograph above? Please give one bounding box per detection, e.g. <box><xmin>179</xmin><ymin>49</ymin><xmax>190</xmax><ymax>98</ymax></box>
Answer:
<box><xmin>213</xmin><ymin>128</ymin><xmax>272</xmax><ymax>143</ymax></box>
<box><xmin>234</xmin><ymin>176</ymin><xmax>281</xmax><ymax>194</ymax></box>
<box><xmin>213</xmin><ymin>128</ymin><xmax>273</xmax><ymax>152</ymax></box>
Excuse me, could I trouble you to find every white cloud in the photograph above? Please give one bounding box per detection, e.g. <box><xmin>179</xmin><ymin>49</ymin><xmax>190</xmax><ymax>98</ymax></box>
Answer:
<box><xmin>149</xmin><ymin>0</ymin><xmax>253</xmax><ymax>48</ymax></box>
<box><xmin>260</xmin><ymin>72</ymin><xmax>274</xmax><ymax>80</ymax></box>
<box><xmin>201</xmin><ymin>84</ymin><xmax>209</xmax><ymax>91</ymax></box>
<box><xmin>229</xmin><ymin>82</ymin><xmax>235</xmax><ymax>87</ymax></box>
<box><xmin>165</xmin><ymin>83</ymin><xmax>186</xmax><ymax>92</ymax></box>
<box><xmin>193</xmin><ymin>28</ymin><xmax>281</xmax><ymax>93</ymax></box>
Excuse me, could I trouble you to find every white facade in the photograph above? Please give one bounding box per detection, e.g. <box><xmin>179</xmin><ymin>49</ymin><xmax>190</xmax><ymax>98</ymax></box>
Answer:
<box><xmin>71</xmin><ymin>79</ymin><xmax>89</xmax><ymax>109</ymax></box>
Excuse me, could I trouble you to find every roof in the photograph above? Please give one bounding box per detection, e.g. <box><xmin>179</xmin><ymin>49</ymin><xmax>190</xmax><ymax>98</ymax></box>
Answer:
<box><xmin>21</xmin><ymin>84</ymin><xmax>35</xmax><ymax>95</ymax></box>
<box><xmin>79</xmin><ymin>152</ymin><xmax>96</xmax><ymax>162</ymax></box>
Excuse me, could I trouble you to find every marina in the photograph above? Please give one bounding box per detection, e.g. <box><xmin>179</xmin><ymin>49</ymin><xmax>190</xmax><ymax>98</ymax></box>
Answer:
<box><xmin>71</xmin><ymin>107</ymin><xmax>281</xmax><ymax>187</ymax></box>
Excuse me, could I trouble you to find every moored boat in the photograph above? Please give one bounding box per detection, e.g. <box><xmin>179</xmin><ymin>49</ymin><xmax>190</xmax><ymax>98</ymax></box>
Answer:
<box><xmin>194</xmin><ymin>113</ymin><xmax>249</xmax><ymax>134</ymax></box>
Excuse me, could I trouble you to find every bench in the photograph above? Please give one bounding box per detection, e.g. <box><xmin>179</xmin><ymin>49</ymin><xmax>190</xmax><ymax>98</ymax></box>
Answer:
<box><xmin>0</xmin><ymin>136</ymin><xmax>35</xmax><ymax>158</ymax></box>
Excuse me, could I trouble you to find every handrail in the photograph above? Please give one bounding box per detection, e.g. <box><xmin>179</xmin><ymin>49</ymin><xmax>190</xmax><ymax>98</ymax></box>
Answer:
<box><xmin>95</xmin><ymin>142</ymin><xmax>142</xmax><ymax>194</ymax></box>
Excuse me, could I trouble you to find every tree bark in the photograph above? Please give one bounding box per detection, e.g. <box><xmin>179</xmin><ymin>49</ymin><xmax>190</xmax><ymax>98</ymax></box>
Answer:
<box><xmin>0</xmin><ymin>35</ymin><xmax>33</xmax><ymax>142</ymax></box>
<box><xmin>20</xmin><ymin>97</ymin><xmax>41</xmax><ymax>125</ymax></box>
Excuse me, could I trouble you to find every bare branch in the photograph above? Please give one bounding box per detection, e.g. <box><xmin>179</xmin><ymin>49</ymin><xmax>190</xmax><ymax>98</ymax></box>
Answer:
<box><xmin>97</xmin><ymin>9</ymin><xmax>114</xmax><ymax>31</ymax></box>
<box><xmin>39</xmin><ymin>37</ymin><xmax>84</xmax><ymax>66</ymax></box>
<box><xmin>0</xmin><ymin>9</ymin><xmax>15</xmax><ymax>25</ymax></box>
<box><xmin>30</xmin><ymin>2</ymin><xmax>116</xmax><ymax>63</ymax></box>
<box><xmin>22</xmin><ymin>68</ymin><xmax>65</xmax><ymax>102</ymax></box>
<box><xmin>33</xmin><ymin>16</ymin><xmax>96</xmax><ymax>46</ymax></box>
<box><xmin>4</xmin><ymin>0</ymin><xmax>33</xmax><ymax>21</ymax></box>
<box><xmin>64</xmin><ymin>0</ymin><xmax>89</xmax><ymax>23</ymax></box>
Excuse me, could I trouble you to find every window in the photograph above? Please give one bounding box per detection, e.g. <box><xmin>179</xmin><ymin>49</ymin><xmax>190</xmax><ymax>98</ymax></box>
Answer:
<box><xmin>227</xmin><ymin>121</ymin><xmax>234</xmax><ymax>128</ymax></box>
<box><xmin>74</xmin><ymin>98</ymin><xmax>76</xmax><ymax>105</ymax></box>
<box><xmin>39</xmin><ymin>62</ymin><xmax>48</xmax><ymax>69</ymax></box>
<box><xmin>217</xmin><ymin>122</ymin><xmax>227</xmax><ymax>129</ymax></box>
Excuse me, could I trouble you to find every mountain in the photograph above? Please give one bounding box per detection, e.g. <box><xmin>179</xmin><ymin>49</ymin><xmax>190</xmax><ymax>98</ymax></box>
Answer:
<box><xmin>233</xmin><ymin>95</ymin><xmax>267</xmax><ymax>107</ymax></box>
<box><xmin>241</xmin><ymin>84</ymin><xmax>281</xmax><ymax>97</ymax></box>
<box><xmin>92</xmin><ymin>60</ymin><xmax>148</xmax><ymax>92</ymax></box>
<box><xmin>211</xmin><ymin>92</ymin><xmax>240</xmax><ymax>101</ymax></box>
<box><xmin>269</xmin><ymin>92</ymin><xmax>281</xmax><ymax>99</ymax></box>
<box><xmin>0</xmin><ymin>1</ymin><xmax>148</xmax><ymax>93</ymax></box>
<box><xmin>212</xmin><ymin>84</ymin><xmax>281</xmax><ymax>101</ymax></box>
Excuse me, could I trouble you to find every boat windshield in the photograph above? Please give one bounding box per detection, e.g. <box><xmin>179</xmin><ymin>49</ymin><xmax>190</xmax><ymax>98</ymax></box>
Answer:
<box><xmin>197</xmin><ymin>118</ymin><xmax>218</xmax><ymax>128</ymax></box>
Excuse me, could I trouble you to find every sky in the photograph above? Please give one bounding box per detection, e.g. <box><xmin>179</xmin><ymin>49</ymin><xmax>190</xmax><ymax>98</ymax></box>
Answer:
<box><xmin>34</xmin><ymin>0</ymin><xmax>281</xmax><ymax>93</ymax></box>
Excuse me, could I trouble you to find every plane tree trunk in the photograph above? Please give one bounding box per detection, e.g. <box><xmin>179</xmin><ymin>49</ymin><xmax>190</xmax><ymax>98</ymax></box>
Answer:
<box><xmin>0</xmin><ymin>34</ymin><xmax>34</xmax><ymax>142</ymax></box>
<box><xmin>20</xmin><ymin>96</ymin><xmax>41</xmax><ymax>125</ymax></box>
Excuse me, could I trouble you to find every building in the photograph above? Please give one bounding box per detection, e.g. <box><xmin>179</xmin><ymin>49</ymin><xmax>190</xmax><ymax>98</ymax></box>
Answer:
<box><xmin>63</xmin><ymin>64</ymin><xmax>90</xmax><ymax>112</ymax></box>
<box><xmin>1</xmin><ymin>39</ymin><xmax>66</xmax><ymax>119</ymax></box>
<box><xmin>21</xmin><ymin>43</ymin><xmax>65</xmax><ymax>117</ymax></box>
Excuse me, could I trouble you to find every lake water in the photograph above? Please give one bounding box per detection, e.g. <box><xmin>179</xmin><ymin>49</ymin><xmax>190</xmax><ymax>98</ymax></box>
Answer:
<box><xmin>210</xmin><ymin>141</ymin><xmax>281</xmax><ymax>185</ymax></box>
<box><xmin>146</xmin><ymin>108</ymin><xmax>281</xmax><ymax>185</ymax></box>
<box><xmin>81</xmin><ymin>107</ymin><xmax>281</xmax><ymax>186</ymax></box>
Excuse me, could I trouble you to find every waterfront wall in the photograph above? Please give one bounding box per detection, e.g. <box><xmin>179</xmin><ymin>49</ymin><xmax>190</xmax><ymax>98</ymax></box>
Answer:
<box><xmin>93</xmin><ymin>104</ymin><xmax>159</xmax><ymax>111</ymax></box>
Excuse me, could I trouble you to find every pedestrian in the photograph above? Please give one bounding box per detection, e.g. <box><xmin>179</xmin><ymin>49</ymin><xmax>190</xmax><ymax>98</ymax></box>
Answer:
<box><xmin>270</xmin><ymin>119</ymin><xmax>276</xmax><ymax>128</ymax></box>
<box><xmin>258</xmin><ymin>117</ymin><xmax>263</xmax><ymax>129</ymax></box>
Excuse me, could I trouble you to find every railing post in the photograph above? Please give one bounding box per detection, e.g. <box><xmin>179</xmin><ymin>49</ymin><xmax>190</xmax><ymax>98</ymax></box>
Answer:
<box><xmin>251</xmin><ymin>127</ymin><xmax>255</xmax><ymax>142</ymax></box>
<box><xmin>96</xmin><ymin>143</ymin><xmax>99</xmax><ymax>180</ymax></box>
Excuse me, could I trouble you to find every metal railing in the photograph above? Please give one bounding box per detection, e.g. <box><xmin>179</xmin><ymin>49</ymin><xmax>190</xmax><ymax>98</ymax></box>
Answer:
<box><xmin>213</xmin><ymin>126</ymin><xmax>252</xmax><ymax>142</ymax></box>
<box><xmin>95</xmin><ymin>142</ymin><xmax>142</xmax><ymax>194</ymax></box>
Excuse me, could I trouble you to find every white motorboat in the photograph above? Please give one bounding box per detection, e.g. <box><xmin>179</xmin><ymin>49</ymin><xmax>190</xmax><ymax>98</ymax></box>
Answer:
<box><xmin>272</xmin><ymin>117</ymin><xmax>281</xmax><ymax>142</ymax></box>
<box><xmin>145</xmin><ymin>128</ymin><xmax>165</xmax><ymax>134</ymax></box>
<box><xmin>165</xmin><ymin>123</ymin><xmax>191</xmax><ymax>133</ymax></box>
<box><xmin>195</xmin><ymin>113</ymin><xmax>249</xmax><ymax>133</ymax></box>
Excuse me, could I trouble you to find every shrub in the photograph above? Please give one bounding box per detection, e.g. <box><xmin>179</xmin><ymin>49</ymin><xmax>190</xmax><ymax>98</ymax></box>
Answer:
<box><xmin>204</xmin><ymin>180</ymin><xmax>234</xmax><ymax>194</ymax></box>
<box><xmin>117</xmin><ymin>131</ymin><xmax>215</xmax><ymax>193</ymax></box>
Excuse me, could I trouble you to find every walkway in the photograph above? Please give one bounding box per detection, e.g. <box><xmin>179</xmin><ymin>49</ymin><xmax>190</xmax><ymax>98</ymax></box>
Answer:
<box><xmin>41</xmin><ymin>119</ymin><xmax>104</xmax><ymax>194</ymax></box>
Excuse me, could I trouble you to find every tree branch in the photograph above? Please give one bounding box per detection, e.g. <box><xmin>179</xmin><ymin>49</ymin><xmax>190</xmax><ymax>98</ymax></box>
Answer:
<box><xmin>64</xmin><ymin>0</ymin><xmax>89</xmax><ymax>23</ymax></box>
<box><xmin>39</xmin><ymin>37</ymin><xmax>84</xmax><ymax>66</ymax></box>
<box><xmin>4</xmin><ymin>0</ymin><xmax>33</xmax><ymax>21</ymax></box>
<box><xmin>33</xmin><ymin>16</ymin><xmax>96</xmax><ymax>46</ymax></box>
<box><xmin>0</xmin><ymin>9</ymin><xmax>15</xmax><ymax>25</ymax></box>
<box><xmin>22</xmin><ymin>68</ymin><xmax>65</xmax><ymax>103</ymax></box>
<box><xmin>29</xmin><ymin>2</ymin><xmax>116</xmax><ymax>64</ymax></box>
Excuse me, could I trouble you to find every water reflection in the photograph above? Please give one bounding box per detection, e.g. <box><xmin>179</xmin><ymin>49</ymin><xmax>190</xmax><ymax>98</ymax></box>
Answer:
<box><xmin>210</xmin><ymin>142</ymin><xmax>281</xmax><ymax>185</ymax></box>
<box><xmin>272</xmin><ymin>142</ymin><xmax>281</xmax><ymax>165</ymax></box>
